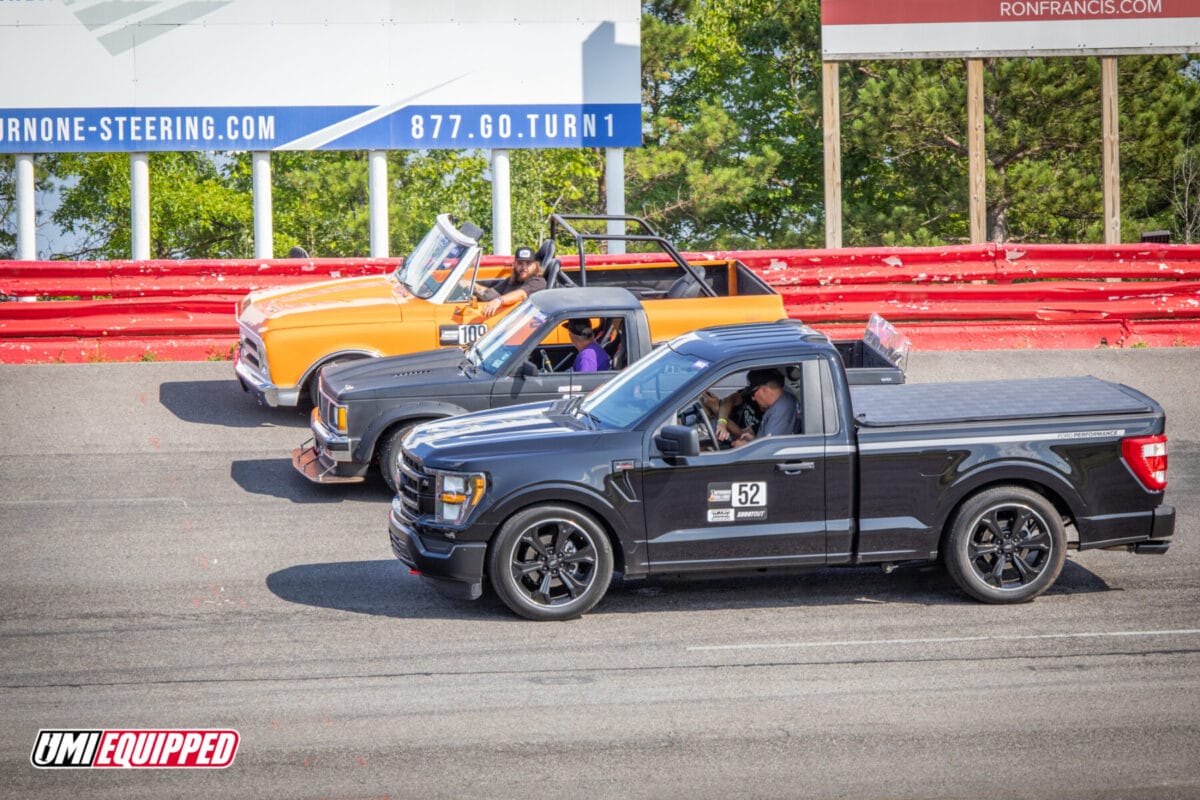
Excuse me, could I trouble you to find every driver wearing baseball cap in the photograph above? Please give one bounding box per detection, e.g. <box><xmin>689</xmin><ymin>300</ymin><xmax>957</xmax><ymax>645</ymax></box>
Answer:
<box><xmin>473</xmin><ymin>245</ymin><xmax>547</xmax><ymax>318</ymax></box>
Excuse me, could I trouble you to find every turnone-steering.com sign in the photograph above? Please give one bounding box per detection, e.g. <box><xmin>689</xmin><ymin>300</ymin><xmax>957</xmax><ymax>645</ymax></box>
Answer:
<box><xmin>0</xmin><ymin>0</ymin><xmax>641</xmax><ymax>153</ymax></box>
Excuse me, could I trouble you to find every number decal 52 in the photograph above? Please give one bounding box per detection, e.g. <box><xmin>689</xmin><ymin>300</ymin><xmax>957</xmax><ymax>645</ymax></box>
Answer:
<box><xmin>732</xmin><ymin>481</ymin><xmax>767</xmax><ymax>507</ymax></box>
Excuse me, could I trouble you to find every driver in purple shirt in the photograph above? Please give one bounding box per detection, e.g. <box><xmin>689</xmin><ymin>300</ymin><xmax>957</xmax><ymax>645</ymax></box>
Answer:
<box><xmin>564</xmin><ymin>319</ymin><xmax>611</xmax><ymax>372</ymax></box>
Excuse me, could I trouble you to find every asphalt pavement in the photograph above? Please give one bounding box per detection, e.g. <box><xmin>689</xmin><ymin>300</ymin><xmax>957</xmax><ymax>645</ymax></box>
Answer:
<box><xmin>1</xmin><ymin>348</ymin><xmax>1198</xmax><ymax>799</ymax></box>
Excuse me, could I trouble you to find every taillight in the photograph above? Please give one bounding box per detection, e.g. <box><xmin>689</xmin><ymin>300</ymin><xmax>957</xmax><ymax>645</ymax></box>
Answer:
<box><xmin>1121</xmin><ymin>435</ymin><xmax>1167</xmax><ymax>491</ymax></box>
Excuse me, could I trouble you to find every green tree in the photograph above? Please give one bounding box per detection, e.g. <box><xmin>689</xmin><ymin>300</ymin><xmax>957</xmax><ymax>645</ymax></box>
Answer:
<box><xmin>42</xmin><ymin>151</ymin><xmax>251</xmax><ymax>259</ymax></box>
<box><xmin>841</xmin><ymin>54</ymin><xmax>1200</xmax><ymax>244</ymax></box>
<box><xmin>632</xmin><ymin>0</ymin><xmax>815</xmax><ymax>248</ymax></box>
<box><xmin>0</xmin><ymin>155</ymin><xmax>14</xmax><ymax>258</ymax></box>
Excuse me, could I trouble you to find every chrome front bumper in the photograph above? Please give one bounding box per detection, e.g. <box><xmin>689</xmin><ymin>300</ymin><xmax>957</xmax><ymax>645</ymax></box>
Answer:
<box><xmin>234</xmin><ymin>356</ymin><xmax>300</xmax><ymax>407</ymax></box>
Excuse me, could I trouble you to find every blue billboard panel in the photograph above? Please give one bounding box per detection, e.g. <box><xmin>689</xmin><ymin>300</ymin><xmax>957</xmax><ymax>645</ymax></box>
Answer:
<box><xmin>0</xmin><ymin>104</ymin><xmax>642</xmax><ymax>153</ymax></box>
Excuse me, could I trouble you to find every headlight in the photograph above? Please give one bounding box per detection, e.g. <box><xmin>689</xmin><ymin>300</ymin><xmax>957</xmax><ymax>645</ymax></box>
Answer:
<box><xmin>317</xmin><ymin>376</ymin><xmax>348</xmax><ymax>433</ymax></box>
<box><xmin>434</xmin><ymin>470</ymin><xmax>487</xmax><ymax>526</ymax></box>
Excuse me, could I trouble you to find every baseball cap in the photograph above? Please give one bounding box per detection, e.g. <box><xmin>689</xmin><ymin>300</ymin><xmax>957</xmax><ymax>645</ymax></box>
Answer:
<box><xmin>513</xmin><ymin>246</ymin><xmax>535</xmax><ymax>262</ymax></box>
<box><xmin>562</xmin><ymin>319</ymin><xmax>595</xmax><ymax>336</ymax></box>
<box><xmin>746</xmin><ymin>368</ymin><xmax>783</xmax><ymax>391</ymax></box>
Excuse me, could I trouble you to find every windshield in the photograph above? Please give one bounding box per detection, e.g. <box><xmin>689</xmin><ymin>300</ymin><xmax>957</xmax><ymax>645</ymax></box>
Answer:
<box><xmin>577</xmin><ymin>346</ymin><xmax>709</xmax><ymax>429</ymax></box>
<box><xmin>469</xmin><ymin>304</ymin><xmax>549</xmax><ymax>374</ymax></box>
<box><xmin>394</xmin><ymin>218</ymin><xmax>478</xmax><ymax>300</ymax></box>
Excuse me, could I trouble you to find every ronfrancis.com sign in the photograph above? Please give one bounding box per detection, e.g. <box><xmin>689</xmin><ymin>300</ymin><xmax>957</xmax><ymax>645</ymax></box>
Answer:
<box><xmin>0</xmin><ymin>0</ymin><xmax>641</xmax><ymax>154</ymax></box>
<box><xmin>822</xmin><ymin>0</ymin><xmax>1200</xmax><ymax>60</ymax></box>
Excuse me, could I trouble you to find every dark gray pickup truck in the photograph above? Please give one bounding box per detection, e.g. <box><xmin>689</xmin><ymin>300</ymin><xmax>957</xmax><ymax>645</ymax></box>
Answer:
<box><xmin>292</xmin><ymin>288</ymin><xmax>907</xmax><ymax>489</ymax></box>
<box><xmin>387</xmin><ymin>320</ymin><xmax>1175</xmax><ymax>620</ymax></box>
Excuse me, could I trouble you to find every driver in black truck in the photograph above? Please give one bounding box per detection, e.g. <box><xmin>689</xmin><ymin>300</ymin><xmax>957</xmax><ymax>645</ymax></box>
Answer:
<box><xmin>719</xmin><ymin>367</ymin><xmax>797</xmax><ymax>448</ymax></box>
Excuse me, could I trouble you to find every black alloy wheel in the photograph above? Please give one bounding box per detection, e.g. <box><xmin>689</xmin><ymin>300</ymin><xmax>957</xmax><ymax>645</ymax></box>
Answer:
<box><xmin>488</xmin><ymin>504</ymin><xmax>614</xmax><ymax>620</ymax></box>
<box><xmin>944</xmin><ymin>486</ymin><xmax>1067</xmax><ymax>604</ymax></box>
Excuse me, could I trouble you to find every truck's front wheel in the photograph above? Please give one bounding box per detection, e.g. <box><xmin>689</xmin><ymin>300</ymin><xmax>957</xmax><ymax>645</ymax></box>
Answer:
<box><xmin>488</xmin><ymin>505</ymin><xmax>614</xmax><ymax>621</ymax></box>
<box><xmin>944</xmin><ymin>486</ymin><xmax>1066</xmax><ymax>604</ymax></box>
<box><xmin>377</xmin><ymin>424</ymin><xmax>416</xmax><ymax>493</ymax></box>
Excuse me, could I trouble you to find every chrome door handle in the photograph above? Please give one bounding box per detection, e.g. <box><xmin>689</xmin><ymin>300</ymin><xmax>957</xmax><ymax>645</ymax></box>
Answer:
<box><xmin>776</xmin><ymin>461</ymin><xmax>815</xmax><ymax>475</ymax></box>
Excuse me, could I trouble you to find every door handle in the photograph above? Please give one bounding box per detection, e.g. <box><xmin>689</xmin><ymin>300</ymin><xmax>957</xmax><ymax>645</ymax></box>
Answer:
<box><xmin>776</xmin><ymin>461</ymin><xmax>815</xmax><ymax>475</ymax></box>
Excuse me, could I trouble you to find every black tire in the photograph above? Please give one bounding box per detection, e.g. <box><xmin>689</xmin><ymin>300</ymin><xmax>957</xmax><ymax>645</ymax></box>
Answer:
<box><xmin>488</xmin><ymin>504</ymin><xmax>614</xmax><ymax>621</ymax></box>
<box><xmin>377</xmin><ymin>423</ymin><xmax>417</xmax><ymax>493</ymax></box>
<box><xmin>943</xmin><ymin>486</ymin><xmax>1066</xmax><ymax>603</ymax></box>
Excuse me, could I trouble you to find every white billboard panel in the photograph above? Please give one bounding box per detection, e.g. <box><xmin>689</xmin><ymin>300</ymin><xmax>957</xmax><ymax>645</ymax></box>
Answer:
<box><xmin>0</xmin><ymin>0</ymin><xmax>641</xmax><ymax>153</ymax></box>
<box><xmin>822</xmin><ymin>0</ymin><xmax>1200</xmax><ymax>60</ymax></box>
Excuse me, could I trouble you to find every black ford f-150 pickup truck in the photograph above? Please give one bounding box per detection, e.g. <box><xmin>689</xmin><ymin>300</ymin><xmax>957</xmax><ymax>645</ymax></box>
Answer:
<box><xmin>386</xmin><ymin>320</ymin><xmax>1175</xmax><ymax>620</ymax></box>
<box><xmin>294</xmin><ymin>288</ymin><xmax>907</xmax><ymax>489</ymax></box>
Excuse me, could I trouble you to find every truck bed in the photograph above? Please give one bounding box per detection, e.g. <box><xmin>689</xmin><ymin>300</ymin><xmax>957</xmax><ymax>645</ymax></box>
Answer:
<box><xmin>851</xmin><ymin>376</ymin><xmax>1154</xmax><ymax>427</ymax></box>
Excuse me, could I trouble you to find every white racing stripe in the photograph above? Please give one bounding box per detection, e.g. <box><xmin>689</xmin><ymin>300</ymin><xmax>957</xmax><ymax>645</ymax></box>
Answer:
<box><xmin>687</xmin><ymin>629</ymin><xmax>1200</xmax><ymax>652</ymax></box>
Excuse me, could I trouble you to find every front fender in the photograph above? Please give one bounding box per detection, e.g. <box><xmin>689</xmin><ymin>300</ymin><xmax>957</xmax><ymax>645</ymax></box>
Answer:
<box><xmin>299</xmin><ymin>349</ymin><xmax>382</xmax><ymax>399</ymax></box>
<box><xmin>356</xmin><ymin>401</ymin><xmax>470</xmax><ymax>463</ymax></box>
<box><xmin>469</xmin><ymin>481</ymin><xmax>635</xmax><ymax>569</ymax></box>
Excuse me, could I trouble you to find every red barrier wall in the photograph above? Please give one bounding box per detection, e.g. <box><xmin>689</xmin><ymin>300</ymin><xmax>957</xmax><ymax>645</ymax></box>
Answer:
<box><xmin>3</xmin><ymin>243</ymin><xmax>1200</xmax><ymax>362</ymax></box>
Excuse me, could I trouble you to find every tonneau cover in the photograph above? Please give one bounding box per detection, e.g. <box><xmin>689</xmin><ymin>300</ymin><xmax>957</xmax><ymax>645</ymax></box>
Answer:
<box><xmin>851</xmin><ymin>376</ymin><xmax>1153</xmax><ymax>427</ymax></box>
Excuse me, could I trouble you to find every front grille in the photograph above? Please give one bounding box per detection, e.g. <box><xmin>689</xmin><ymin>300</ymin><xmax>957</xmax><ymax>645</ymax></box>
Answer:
<box><xmin>318</xmin><ymin>381</ymin><xmax>339</xmax><ymax>429</ymax></box>
<box><xmin>397</xmin><ymin>451</ymin><xmax>436</xmax><ymax>520</ymax></box>
<box><xmin>238</xmin><ymin>325</ymin><xmax>266</xmax><ymax>373</ymax></box>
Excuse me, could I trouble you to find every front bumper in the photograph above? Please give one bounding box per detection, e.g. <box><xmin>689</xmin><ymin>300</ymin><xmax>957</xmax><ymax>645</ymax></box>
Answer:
<box><xmin>234</xmin><ymin>356</ymin><xmax>300</xmax><ymax>408</ymax></box>
<box><xmin>292</xmin><ymin>407</ymin><xmax>369</xmax><ymax>483</ymax></box>
<box><xmin>388</xmin><ymin>501</ymin><xmax>486</xmax><ymax>600</ymax></box>
<box><xmin>292</xmin><ymin>439</ymin><xmax>369</xmax><ymax>484</ymax></box>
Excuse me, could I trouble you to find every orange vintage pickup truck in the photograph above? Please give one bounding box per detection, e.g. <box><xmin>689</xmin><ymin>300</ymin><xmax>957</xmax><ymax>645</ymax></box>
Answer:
<box><xmin>234</xmin><ymin>213</ymin><xmax>786</xmax><ymax>407</ymax></box>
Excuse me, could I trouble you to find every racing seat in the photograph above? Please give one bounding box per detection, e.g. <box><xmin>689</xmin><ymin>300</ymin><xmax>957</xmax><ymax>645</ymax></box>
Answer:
<box><xmin>598</xmin><ymin>318</ymin><xmax>626</xmax><ymax>370</ymax></box>
<box><xmin>785</xmin><ymin>365</ymin><xmax>805</xmax><ymax>434</ymax></box>
<box><xmin>543</xmin><ymin>256</ymin><xmax>564</xmax><ymax>287</ymax></box>
<box><xmin>534</xmin><ymin>239</ymin><xmax>555</xmax><ymax>264</ymax></box>
<box><xmin>665</xmin><ymin>268</ymin><xmax>707</xmax><ymax>299</ymax></box>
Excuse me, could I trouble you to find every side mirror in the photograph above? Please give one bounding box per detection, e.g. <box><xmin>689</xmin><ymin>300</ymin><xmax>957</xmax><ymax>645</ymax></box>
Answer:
<box><xmin>654</xmin><ymin>425</ymin><xmax>700</xmax><ymax>460</ymax></box>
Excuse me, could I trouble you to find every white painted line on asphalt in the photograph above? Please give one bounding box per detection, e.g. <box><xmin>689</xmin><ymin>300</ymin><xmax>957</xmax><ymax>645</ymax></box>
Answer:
<box><xmin>687</xmin><ymin>629</ymin><xmax>1200</xmax><ymax>651</ymax></box>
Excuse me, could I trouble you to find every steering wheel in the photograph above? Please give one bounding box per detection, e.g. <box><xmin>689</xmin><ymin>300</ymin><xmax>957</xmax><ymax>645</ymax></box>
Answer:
<box><xmin>688</xmin><ymin>400</ymin><xmax>718</xmax><ymax>450</ymax></box>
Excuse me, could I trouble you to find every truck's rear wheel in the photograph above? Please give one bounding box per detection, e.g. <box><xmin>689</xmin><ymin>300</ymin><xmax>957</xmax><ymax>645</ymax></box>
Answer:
<box><xmin>488</xmin><ymin>504</ymin><xmax>613</xmax><ymax>621</ymax></box>
<box><xmin>944</xmin><ymin>486</ymin><xmax>1066</xmax><ymax>604</ymax></box>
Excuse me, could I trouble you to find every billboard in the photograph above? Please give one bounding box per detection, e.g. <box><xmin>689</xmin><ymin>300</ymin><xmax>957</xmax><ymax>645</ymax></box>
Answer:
<box><xmin>822</xmin><ymin>0</ymin><xmax>1200</xmax><ymax>60</ymax></box>
<box><xmin>0</xmin><ymin>0</ymin><xmax>641</xmax><ymax>153</ymax></box>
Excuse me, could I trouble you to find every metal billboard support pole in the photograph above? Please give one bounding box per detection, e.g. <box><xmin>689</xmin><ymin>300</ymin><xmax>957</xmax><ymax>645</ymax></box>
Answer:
<box><xmin>491</xmin><ymin>148</ymin><xmax>512</xmax><ymax>255</ymax></box>
<box><xmin>605</xmin><ymin>147</ymin><xmax>625</xmax><ymax>254</ymax></box>
<box><xmin>1102</xmin><ymin>56</ymin><xmax>1121</xmax><ymax>245</ymax></box>
<box><xmin>15</xmin><ymin>154</ymin><xmax>35</xmax><ymax>260</ymax></box>
<box><xmin>968</xmin><ymin>59</ymin><xmax>988</xmax><ymax>244</ymax></box>
<box><xmin>368</xmin><ymin>150</ymin><xmax>389</xmax><ymax>257</ymax></box>
<box><xmin>130</xmin><ymin>153</ymin><xmax>150</xmax><ymax>260</ymax></box>
<box><xmin>822</xmin><ymin>61</ymin><xmax>843</xmax><ymax>249</ymax></box>
<box><xmin>252</xmin><ymin>151</ymin><xmax>273</xmax><ymax>259</ymax></box>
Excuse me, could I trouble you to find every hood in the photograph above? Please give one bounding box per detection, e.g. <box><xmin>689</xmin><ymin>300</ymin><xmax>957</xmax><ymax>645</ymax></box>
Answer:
<box><xmin>323</xmin><ymin>347</ymin><xmax>472</xmax><ymax>401</ymax></box>
<box><xmin>405</xmin><ymin>402</ymin><xmax>594</xmax><ymax>468</ymax></box>
<box><xmin>239</xmin><ymin>274</ymin><xmax>411</xmax><ymax>331</ymax></box>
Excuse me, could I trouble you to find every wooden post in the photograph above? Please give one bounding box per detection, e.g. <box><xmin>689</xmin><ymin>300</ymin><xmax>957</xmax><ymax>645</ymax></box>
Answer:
<box><xmin>1102</xmin><ymin>56</ymin><xmax>1120</xmax><ymax>244</ymax></box>
<box><xmin>968</xmin><ymin>59</ymin><xmax>987</xmax><ymax>243</ymax></box>
<box><xmin>822</xmin><ymin>61</ymin><xmax>842</xmax><ymax>249</ymax></box>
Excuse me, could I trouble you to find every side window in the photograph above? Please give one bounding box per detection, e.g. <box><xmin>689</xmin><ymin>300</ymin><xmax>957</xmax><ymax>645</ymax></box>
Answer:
<box><xmin>667</xmin><ymin>362</ymin><xmax>812</xmax><ymax>453</ymax></box>
<box><xmin>531</xmin><ymin>322</ymin><xmax>576</xmax><ymax>373</ymax></box>
<box><xmin>532</xmin><ymin>316</ymin><xmax>632</xmax><ymax>374</ymax></box>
